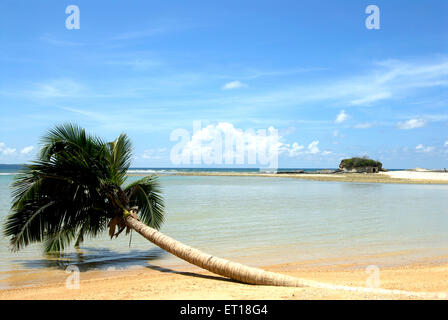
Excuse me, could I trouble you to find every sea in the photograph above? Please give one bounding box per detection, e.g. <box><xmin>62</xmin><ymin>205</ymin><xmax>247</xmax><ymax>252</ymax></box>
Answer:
<box><xmin>1</xmin><ymin>166</ymin><xmax>448</xmax><ymax>288</ymax></box>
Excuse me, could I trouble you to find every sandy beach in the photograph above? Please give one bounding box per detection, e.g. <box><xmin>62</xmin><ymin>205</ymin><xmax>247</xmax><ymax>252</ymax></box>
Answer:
<box><xmin>163</xmin><ymin>170</ymin><xmax>448</xmax><ymax>185</ymax></box>
<box><xmin>1</xmin><ymin>256</ymin><xmax>447</xmax><ymax>300</ymax></box>
<box><xmin>380</xmin><ymin>170</ymin><xmax>448</xmax><ymax>181</ymax></box>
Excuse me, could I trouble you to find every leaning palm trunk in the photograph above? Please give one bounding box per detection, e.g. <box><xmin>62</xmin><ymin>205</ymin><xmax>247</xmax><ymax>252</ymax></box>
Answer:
<box><xmin>125</xmin><ymin>216</ymin><xmax>304</xmax><ymax>287</ymax></box>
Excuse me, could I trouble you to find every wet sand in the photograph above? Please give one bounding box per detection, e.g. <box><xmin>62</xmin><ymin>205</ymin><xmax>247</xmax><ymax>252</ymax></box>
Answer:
<box><xmin>1</xmin><ymin>256</ymin><xmax>447</xmax><ymax>300</ymax></box>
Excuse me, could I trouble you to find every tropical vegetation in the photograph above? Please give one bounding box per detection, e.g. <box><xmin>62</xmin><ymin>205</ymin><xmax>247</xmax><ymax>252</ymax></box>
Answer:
<box><xmin>339</xmin><ymin>157</ymin><xmax>383</xmax><ymax>170</ymax></box>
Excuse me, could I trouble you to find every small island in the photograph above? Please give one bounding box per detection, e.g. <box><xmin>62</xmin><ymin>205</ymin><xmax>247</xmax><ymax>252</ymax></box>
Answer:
<box><xmin>339</xmin><ymin>157</ymin><xmax>384</xmax><ymax>173</ymax></box>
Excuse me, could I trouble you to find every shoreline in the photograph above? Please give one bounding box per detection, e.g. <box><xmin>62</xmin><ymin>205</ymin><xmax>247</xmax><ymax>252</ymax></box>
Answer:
<box><xmin>6</xmin><ymin>169</ymin><xmax>448</xmax><ymax>185</ymax></box>
<box><xmin>127</xmin><ymin>170</ymin><xmax>448</xmax><ymax>185</ymax></box>
<box><xmin>1</xmin><ymin>256</ymin><xmax>447</xmax><ymax>300</ymax></box>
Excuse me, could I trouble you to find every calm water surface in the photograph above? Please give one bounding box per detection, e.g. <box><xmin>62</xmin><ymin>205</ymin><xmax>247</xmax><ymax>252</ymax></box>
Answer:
<box><xmin>0</xmin><ymin>174</ymin><xmax>447</xmax><ymax>288</ymax></box>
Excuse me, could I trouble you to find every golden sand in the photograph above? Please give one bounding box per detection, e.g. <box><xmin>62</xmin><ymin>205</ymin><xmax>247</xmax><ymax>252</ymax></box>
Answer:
<box><xmin>1</xmin><ymin>256</ymin><xmax>447</xmax><ymax>300</ymax></box>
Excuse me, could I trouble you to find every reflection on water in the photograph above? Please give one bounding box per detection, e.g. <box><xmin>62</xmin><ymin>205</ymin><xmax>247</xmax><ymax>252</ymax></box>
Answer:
<box><xmin>13</xmin><ymin>247</ymin><xmax>166</xmax><ymax>272</ymax></box>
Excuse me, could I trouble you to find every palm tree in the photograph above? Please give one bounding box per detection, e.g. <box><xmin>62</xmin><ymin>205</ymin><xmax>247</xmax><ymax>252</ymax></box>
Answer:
<box><xmin>3</xmin><ymin>124</ymin><xmax>303</xmax><ymax>287</ymax></box>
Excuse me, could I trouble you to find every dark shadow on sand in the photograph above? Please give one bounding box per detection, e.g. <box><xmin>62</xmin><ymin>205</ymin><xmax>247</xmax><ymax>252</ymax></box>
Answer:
<box><xmin>145</xmin><ymin>264</ymin><xmax>241</xmax><ymax>284</ymax></box>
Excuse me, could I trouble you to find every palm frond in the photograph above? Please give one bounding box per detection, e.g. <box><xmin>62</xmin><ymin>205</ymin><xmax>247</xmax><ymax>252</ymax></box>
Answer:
<box><xmin>3</xmin><ymin>123</ymin><xmax>166</xmax><ymax>253</ymax></box>
<box><xmin>43</xmin><ymin>225</ymin><xmax>79</xmax><ymax>253</ymax></box>
<box><xmin>104</xmin><ymin>133</ymin><xmax>133</xmax><ymax>185</ymax></box>
<box><xmin>39</xmin><ymin>123</ymin><xmax>102</xmax><ymax>160</ymax></box>
<box><xmin>124</xmin><ymin>176</ymin><xmax>165</xmax><ymax>230</ymax></box>
<box><xmin>3</xmin><ymin>200</ymin><xmax>57</xmax><ymax>251</ymax></box>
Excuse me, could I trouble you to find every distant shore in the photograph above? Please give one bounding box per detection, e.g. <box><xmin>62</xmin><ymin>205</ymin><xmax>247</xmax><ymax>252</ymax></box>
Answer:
<box><xmin>4</xmin><ymin>166</ymin><xmax>448</xmax><ymax>184</ymax></box>
<box><xmin>127</xmin><ymin>170</ymin><xmax>448</xmax><ymax>184</ymax></box>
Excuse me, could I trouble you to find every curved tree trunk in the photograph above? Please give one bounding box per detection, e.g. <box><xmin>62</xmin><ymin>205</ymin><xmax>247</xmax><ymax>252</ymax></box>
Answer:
<box><xmin>125</xmin><ymin>216</ymin><xmax>305</xmax><ymax>287</ymax></box>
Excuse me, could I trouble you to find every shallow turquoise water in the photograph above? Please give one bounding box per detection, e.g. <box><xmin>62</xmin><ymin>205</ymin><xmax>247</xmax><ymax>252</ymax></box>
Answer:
<box><xmin>0</xmin><ymin>174</ymin><xmax>448</xmax><ymax>287</ymax></box>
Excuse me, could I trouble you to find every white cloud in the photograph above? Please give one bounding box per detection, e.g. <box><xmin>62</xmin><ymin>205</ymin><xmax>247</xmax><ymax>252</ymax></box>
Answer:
<box><xmin>5</xmin><ymin>57</ymin><xmax>448</xmax><ymax>114</ymax></box>
<box><xmin>332</xmin><ymin>130</ymin><xmax>345</xmax><ymax>138</ymax></box>
<box><xmin>40</xmin><ymin>34</ymin><xmax>85</xmax><ymax>47</ymax></box>
<box><xmin>171</xmin><ymin>122</ymin><xmax>326</xmax><ymax>166</ymax></box>
<box><xmin>105</xmin><ymin>58</ymin><xmax>161</xmax><ymax>70</ymax></box>
<box><xmin>222</xmin><ymin>80</ymin><xmax>247</xmax><ymax>90</ymax></box>
<box><xmin>445</xmin><ymin>140</ymin><xmax>448</xmax><ymax>147</ymax></box>
<box><xmin>307</xmin><ymin>141</ymin><xmax>320</xmax><ymax>154</ymax></box>
<box><xmin>421</xmin><ymin>114</ymin><xmax>448</xmax><ymax>122</ymax></box>
<box><xmin>279</xmin><ymin>140</ymin><xmax>330</xmax><ymax>157</ymax></box>
<box><xmin>354</xmin><ymin>122</ymin><xmax>374</xmax><ymax>129</ymax></box>
<box><xmin>285</xmin><ymin>142</ymin><xmax>304</xmax><ymax>157</ymax></box>
<box><xmin>244</xmin><ymin>67</ymin><xmax>326</xmax><ymax>79</ymax></box>
<box><xmin>335</xmin><ymin>110</ymin><xmax>348</xmax><ymax>124</ymax></box>
<box><xmin>20</xmin><ymin>146</ymin><xmax>34</xmax><ymax>155</ymax></box>
<box><xmin>224</xmin><ymin>57</ymin><xmax>448</xmax><ymax>109</ymax></box>
<box><xmin>172</xmin><ymin>122</ymin><xmax>282</xmax><ymax>166</ymax></box>
<box><xmin>0</xmin><ymin>143</ymin><xmax>36</xmax><ymax>158</ymax></box>
<box><xmin>112</xmin><ymin>27</ymin><xmax>169</xmax><ymax>41</ymax></box>
<box><xmin>142</xmin><ymin>148</ymin><xmax>167</xmax><ymax>160</ymax></box>
<box><xmin>397</xmin><ymin>118</ymin><xmax>427</xmax><ymax>130</ymax></box>
<box><xmin>416</xmin><ymin>144</ymin><xmax>434</xmax><ymax>153</ymax></box>
<box><xmin>349</xmin><ymin>92</ymin><xmax>392</xmax><ymax>106</ymax></box>
<box><xmin>0</xmin><ymin>142</ymin><xmax>16</xmax><ymax>156</ymax></box>
<box><xmin>29</xmin><ymin>79</ymin><xmax>85</xmax><ymax>99</ymax></box>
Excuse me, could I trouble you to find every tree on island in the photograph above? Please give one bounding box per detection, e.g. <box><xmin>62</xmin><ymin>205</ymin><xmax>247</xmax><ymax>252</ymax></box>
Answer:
<box><xmin>339</xmin><ymin>156</ymin><xmax>383</xmax><ymax>173</ymax></box>
<box><xmin>2</xmin><ymin>124</ymin><xmax>303</xmax><ymax>287</ymax></box>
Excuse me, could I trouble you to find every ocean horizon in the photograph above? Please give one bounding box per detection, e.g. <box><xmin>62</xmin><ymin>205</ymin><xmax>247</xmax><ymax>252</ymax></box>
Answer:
<box><xmin>0</xmin><ymin>165</ymin><xmax>408</xmax><ymax>176</ymax></box>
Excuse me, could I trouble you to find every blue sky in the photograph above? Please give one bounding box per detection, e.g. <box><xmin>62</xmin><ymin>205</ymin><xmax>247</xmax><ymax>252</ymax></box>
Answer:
<box><xmin>0</xmin><ymin>0</ymin><xmax>447</xmax><ymax>168</ymax></box>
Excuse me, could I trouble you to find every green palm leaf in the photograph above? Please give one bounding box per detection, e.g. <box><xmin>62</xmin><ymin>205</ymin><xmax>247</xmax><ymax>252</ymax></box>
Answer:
<box><xmin>124</xmin><ymin>176</ymin><xmax>165</xmax><ymax>230</ymax></box>
<box><xmin>2</xmin><ymin>123</ymin><xmax>166</xmax><ymax>253</ymax></box>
